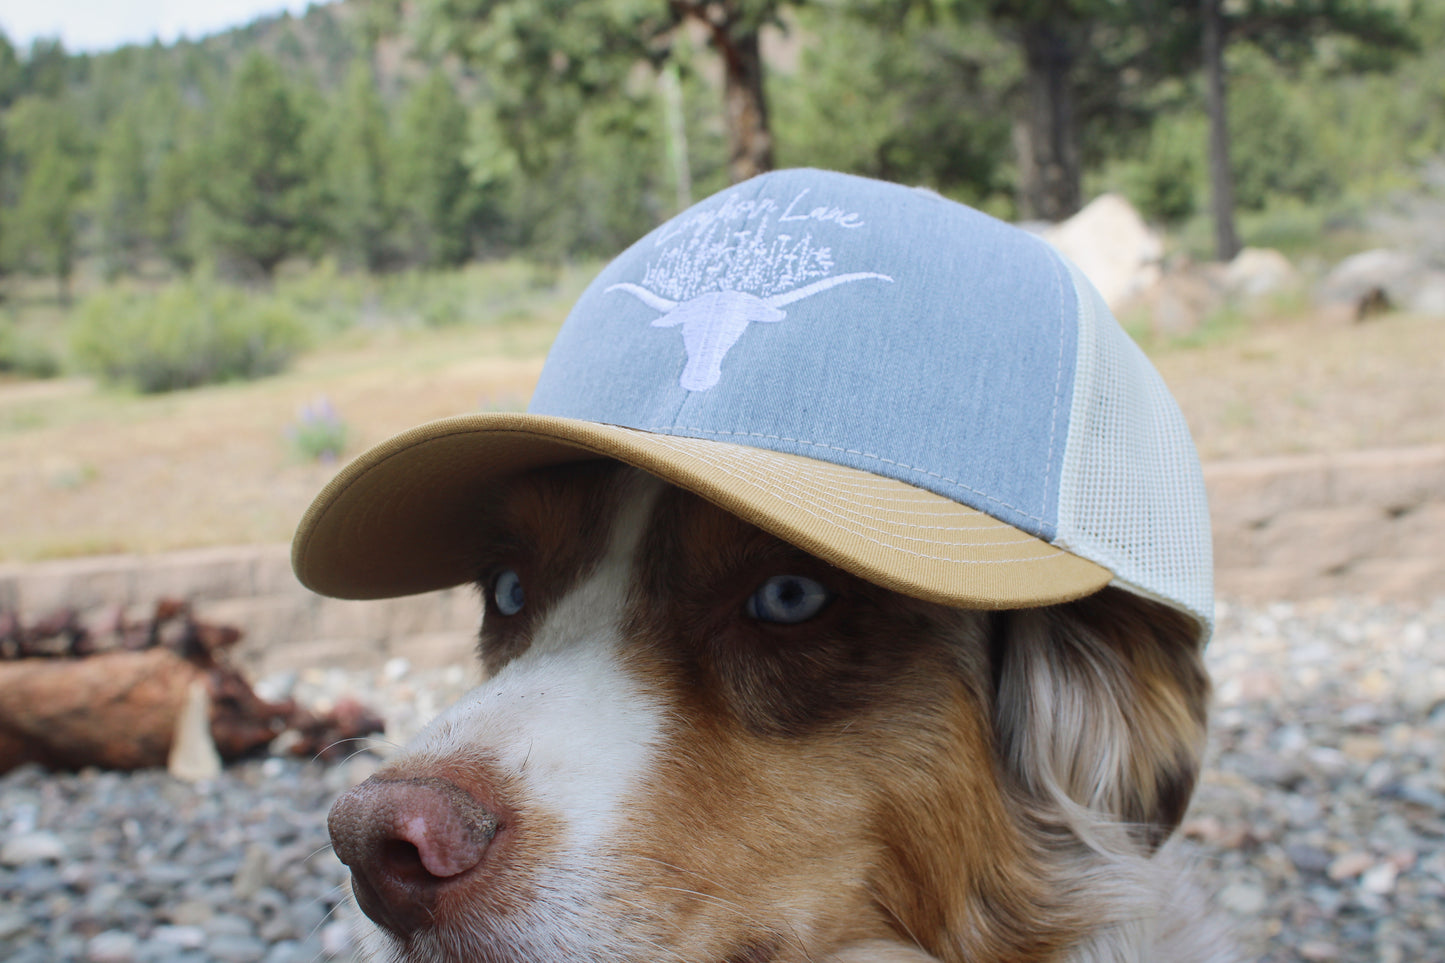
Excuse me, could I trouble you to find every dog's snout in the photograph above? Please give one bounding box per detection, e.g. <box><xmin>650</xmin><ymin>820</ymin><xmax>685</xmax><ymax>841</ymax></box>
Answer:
<box><xmin>329</xmin><ymin>775</ymin><xmax>500</xmax><ymax>936</ymax></box>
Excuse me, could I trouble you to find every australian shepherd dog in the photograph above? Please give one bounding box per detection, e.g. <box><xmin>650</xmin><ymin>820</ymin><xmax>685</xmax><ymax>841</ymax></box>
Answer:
<box><xmin>325</xmin><ymin>462</ymin><xmax>1231</xmax><ymax>963</ymax></box>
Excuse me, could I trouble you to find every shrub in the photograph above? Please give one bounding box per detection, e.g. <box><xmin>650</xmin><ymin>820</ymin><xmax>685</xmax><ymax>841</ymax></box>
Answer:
<box><xmin>273</xmin><ymin>259</ymin><xmax>370</xmax><ymax>335</ymax></box>
<box><xmin>69</xmin><ymin>282</ymin><xmax>307</xmax><ymax>392</ymax></box>
<box><xmin>1123</xmin><ymin>115</ymin><xmax>1205</xmax><ymax>226</ymax></box>
<box><xmin>0</xmin><ymin>318</ymin><xmax>62</xmax><ymax>379</ymax></box>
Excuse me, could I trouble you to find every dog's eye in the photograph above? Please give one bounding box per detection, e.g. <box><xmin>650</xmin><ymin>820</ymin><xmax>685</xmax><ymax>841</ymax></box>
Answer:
<box><xmin>745</xmin><ymin>575</ymin><xmax>831</xmax><ymax>624</ymax></box>
<box><xmin>491</xmin><ymin>569</ymin><xmax>525</xmax><ymax>616</ymax></box>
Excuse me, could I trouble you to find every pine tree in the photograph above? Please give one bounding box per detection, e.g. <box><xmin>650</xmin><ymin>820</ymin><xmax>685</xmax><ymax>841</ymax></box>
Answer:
<box><xmin>394</xmin><ymin>70</ymin><xmax>476</xmax><ymax>268</ymax></box>
<box><xmin>3</xmin><ymin>96</ymin><xmax>88</xmax><ymax>300</ymax></box>
<box><xmin>202</xmin><ymin>52</ymin><xmax>321</xmax><ymax>278</ymax></box>
<box><xmin>328</xmin><ymin>59</ymin><xmax>397</xmax><ymax>272</ymax></box>
<box><xmin>145</xmin><ymin>87</ymin><xmax>207</xmax><ymax>274</ymax></box>
<box><xmin>94</xmin><ymin>106</ymin><xmax>151</xmax><ymax>278</ymax></box>
<box><xmin>0</xmin><ymin>31</ymin><xmax>20</xmax><ymax>108</ymax></box>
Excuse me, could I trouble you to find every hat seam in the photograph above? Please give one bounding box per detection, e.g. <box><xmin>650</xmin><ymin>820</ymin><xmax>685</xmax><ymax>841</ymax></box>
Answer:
<box><xmin>640</xmin><ymin>424</ymin><xmax>1048</xmax><ymax>525</ymax></box>
<box><xmin>1040</xmin><ymin>242</ymin><xmax>1069</xmax><ymax>521</ymax></box>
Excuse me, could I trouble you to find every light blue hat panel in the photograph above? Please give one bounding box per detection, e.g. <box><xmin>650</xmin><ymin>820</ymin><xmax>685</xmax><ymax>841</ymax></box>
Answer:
<box><xmin>527</xmin><ymin>262</ymin><xmax>692</xmax><ymax>431</ymax></box>
<box><xmin>528</xmin><ymin>169</ymin><xmax>1080</xmax><ymax>542</ymax></box>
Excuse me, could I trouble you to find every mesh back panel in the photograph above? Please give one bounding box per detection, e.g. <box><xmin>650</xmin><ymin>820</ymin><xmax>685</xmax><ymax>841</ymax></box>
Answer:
<box><xmin>1053</xmin><ymin>261</ymin><xmax>1215</xmax><ymax>642</ymax></box>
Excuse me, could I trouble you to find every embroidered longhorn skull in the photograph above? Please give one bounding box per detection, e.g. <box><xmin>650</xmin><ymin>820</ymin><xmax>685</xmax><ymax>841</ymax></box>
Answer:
<box><xmin>607</xmin><ymin>273</ymin><xmax>892</xmax><ymax>391</ymax></box>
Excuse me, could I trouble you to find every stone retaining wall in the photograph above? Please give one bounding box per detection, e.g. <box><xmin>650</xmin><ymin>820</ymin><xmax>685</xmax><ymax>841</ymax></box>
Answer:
<box><xmin>0</xmin><ymin>546</ymin><xmax>480</xmax><ymax>677</ymax></box>
<box><xmin>2</xmin><ymin>446</ymin><xmax>1441</xmax><ymax>674</ymax></box>
<box><xmin>1206</xmin><ymin>445</ymin><xmax>1444</xmax><ymax>603</ymax></box>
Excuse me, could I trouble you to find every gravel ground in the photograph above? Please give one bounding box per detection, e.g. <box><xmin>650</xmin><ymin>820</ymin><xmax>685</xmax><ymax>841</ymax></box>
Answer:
<box><xmin>2</xmin><ymin>596</ymin><xmax>1442</xmax><ymax>963</ymax></box>
<box><xmin>1191</xmin><ymin>597</ymin><xmax>1445</xmax><ymax>962</ymax></box>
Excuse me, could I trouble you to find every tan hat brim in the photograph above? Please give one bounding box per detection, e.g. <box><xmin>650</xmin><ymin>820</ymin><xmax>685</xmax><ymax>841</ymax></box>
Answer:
<box><xmin>291</xmin><ymin>413</ymin><xmax>1112</xmax><ymax>609</ymax></box>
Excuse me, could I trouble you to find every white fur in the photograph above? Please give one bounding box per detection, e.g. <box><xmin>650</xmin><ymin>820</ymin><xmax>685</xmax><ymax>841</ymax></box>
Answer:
<box><xmin>362</xmin><ymin>480</ymin><xmax>671</xmax><ymax>962</ymax></box>
<box><xmin>412</xmin><ymin>476</ymin><xmax>664</xmax><ymax>850</ymax></box>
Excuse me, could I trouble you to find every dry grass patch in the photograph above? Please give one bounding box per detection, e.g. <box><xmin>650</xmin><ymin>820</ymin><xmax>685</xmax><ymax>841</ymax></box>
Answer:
<box><xmin>0</xmin><ymin>323</ymin><xmax>549</xmax><ymax>561</ymax></box>
<box><xmin>1154</xmin><ymin>308</ymin><xmax>1444</xmax><ymax>461</ymax></box>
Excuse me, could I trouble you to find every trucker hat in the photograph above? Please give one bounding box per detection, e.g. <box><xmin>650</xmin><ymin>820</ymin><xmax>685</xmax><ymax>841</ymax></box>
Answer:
<box><xmin>293</xmin><ymin>169</ymin><xmax>1213</xmax><ymax>639</ymax></box>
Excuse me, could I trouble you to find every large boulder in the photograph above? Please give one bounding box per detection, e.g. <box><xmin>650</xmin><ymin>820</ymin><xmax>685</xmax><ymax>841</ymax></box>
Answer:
<box><xmin>1223</xmin><ymin>247</ymin><xmax>1300</xmax><ymax>300</ymax></box>
<box><xmin>1148</xmin><ymin>267</ymin><xmax>1225</xmax><ymax>338</ymax></box>
<box><xmin>1044</xmin><ymin>194</ymin><xmax>1163</xmax><ymax>309</ymax></box>
<box><xmin>1405</xmin><ymin>271</ymin><xmax>1445</xmax><ymax>317</ymax></box>
<box><xmin>1320</xmin><ymin>248</ymin><xmax>1445</xmax><ymax>317</ymax></box>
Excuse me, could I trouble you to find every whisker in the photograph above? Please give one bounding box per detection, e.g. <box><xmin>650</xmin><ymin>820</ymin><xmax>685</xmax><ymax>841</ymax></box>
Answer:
<box><xmin>305</xmin><ymin>842</ymin><xmax>336</xmax><ymax>863</ymax></box>
<box><xmin>301</xmin><ymin>886</ymin><xmax>349</xmax><ymax>954</ymax></box>
<box><xmin>312</xmin><ymin>735</ymin><xmax>397</xmax><ymax>764</ymax></box>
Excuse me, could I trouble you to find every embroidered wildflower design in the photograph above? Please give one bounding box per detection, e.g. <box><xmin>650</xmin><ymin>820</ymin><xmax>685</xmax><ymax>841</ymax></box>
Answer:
<box><xmin>607</xmin><ymin>196</ymin><xmax>892</xmax><ymax>391</ymax></box>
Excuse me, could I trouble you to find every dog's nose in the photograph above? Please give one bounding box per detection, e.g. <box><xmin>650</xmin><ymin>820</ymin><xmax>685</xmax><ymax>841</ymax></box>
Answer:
<box><xmin>328</xmin><ymin>775</ymin><xmax>500</xmax><ymax>936</ymax></box>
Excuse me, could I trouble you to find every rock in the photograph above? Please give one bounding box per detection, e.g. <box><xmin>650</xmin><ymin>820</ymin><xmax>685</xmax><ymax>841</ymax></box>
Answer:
<box><xmin>1341</xmin><ymin>735</ymin><xmax>1386</xmax><ymax>764</ymax></box>
<box><xmin>1328</xmin><ymin>850</ymin><xmax>1375</xmax><ymax>881</ymax></box>
<box><xmin>1044</xmin><ymin>194</ymin><xmax>1163</xmax><ymax>309</ymax></box>
<box><xmin>1217</xmin><ymin>881</ymin><xmax>1269</xmax><ymax>914</ymax></box>
<box><xmin>0</xmin><ymin>911</ymin><xmax>30</xmax><ymax>939</ymax></box>
<box><xmin>1286</xmin><ymin>843</ymin><xmax>1333</xmax><ymax>875</ymax></box>
<box><xmin>208</xmin><ymin>934</ymin><xmax>268</xmax><ymax>963</ymax></box>
<box><xmin>1361</xmin><ymin>861</ymin><xmax>1399</xmax><ymax>895</ymax></box>
<box><xmin>203</xmin><ymin>913</ymin><xmax>258</xmax><ymax>939</ymax></box>
<box><xmin>1319</xmin><ymin>248</ymin><xmax>1445</xmax><ymax>316</ymax></box>
<box><xmin>1224</xmin><ymin>247</ymin><xmax>1300</xmax><ymax>300</ymax></box>
<box><xmin>165</xmin><ymin>899</ymin><xmax>215</xmax><ymax>927</ymax></box>
<box><xmin>1322</xmin><ymin>248</ymin><xmax>1418</xmax><ymax>301</ymax></box>
<box><xmin>232</xmin><ymin>843</ymin><xmax>270</xmax><ymax>900</ymax></box>
<box><xmin>1408</xmin><ymin>271</ymin><xmax>1445</xmax><ymax>317</ymax></box>
<box><xmin>1146</xmin><ymin>266</ymin><xmax>1225</xmax><ymax>337</ymax></box>
<box><xmin>262</xmin><ymin>942</ymin><xmax>308</xmax><ymax>963</ymax></box>
<box><xmin>1</xmin><ymin>830</ymin><xmax>66</xmax><ymax>865</ymax></box>
<box><xmin>85</xmin><ymin>930</ymin><xmax>138</xmax><ymax>963</ymax></box>
<box><xmin>383</xmin><ymin>657</ymin><xmax>411</xmax><ymax>682</ymax></box>
<box><xmin>150</xmin><ymin>924</ymin><xmax>206</xmax><ymax>949</ymax></box>
<box><xmin>253</xmin><ymin>671</ymin><xmax>298</xmax><ymax>704</ymax></box>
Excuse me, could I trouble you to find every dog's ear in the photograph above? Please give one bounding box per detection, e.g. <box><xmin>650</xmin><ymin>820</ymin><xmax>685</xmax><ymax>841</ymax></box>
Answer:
<box><xmin>992</xmin><ymin>588</ymin><xmax>1210</xmax><ymax>849</ymax></box>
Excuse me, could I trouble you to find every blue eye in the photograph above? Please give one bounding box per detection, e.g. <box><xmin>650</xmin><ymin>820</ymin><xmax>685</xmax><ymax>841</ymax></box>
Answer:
<box><xmin>492</xmin><ymin>569</ymin><xmax>525</xmax><ymax>616</ymax></box>
<box><xmin>745</xmin><ymin>576</ymin><xmax>831</xmax><ymax>625</ymax></box>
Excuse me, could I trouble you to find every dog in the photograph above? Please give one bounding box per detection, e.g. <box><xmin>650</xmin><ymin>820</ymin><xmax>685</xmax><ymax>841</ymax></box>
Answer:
<box><xmin>324</xmin><ymin>463</ymin><xmax>1228</xmax><ymax>962</ymax></box>
<box><xmin>299</xmin><ymin>169</ymin><xmax>1230</xmax><ymax>962</ymax></box>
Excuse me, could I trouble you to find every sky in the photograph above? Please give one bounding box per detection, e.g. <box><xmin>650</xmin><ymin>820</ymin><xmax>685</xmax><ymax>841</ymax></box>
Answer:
<box><xmin>0</xmin><ymin>0</ymin><xmax>328</xmax><ymax>54</ymax></box>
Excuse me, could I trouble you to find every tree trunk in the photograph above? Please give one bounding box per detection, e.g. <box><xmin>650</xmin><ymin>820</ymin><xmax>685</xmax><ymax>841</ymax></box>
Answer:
<box><xmin>1203</xmin><ymin>0</ymin><xmax>1241</xmax><ymax>261</ymax></box>
<box><xmin>1014</xmin><ymin>22</ymin><xmax>1081</xmax><ymax>222</ymax></box>
<box><xmin>717</xmin><ymin>25</ymin><xmax>774</xmax><ymax>183</ymax></box>
<box><xmin>672</xmin><ymin>2</ymin><xmax>773</xmax><ymax>183</ymax></box>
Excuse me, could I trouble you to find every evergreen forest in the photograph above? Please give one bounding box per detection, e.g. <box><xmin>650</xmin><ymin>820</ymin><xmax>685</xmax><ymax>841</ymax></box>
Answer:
<box><xmin>0</xmin><ymin>0</ymin><xmax>1442</xmax><ymax>389</ymax></box>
